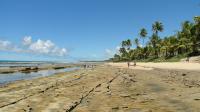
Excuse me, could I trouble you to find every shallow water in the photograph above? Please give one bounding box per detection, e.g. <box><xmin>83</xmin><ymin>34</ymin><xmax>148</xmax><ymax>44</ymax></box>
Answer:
<box><xmin>0</xmin><ymin>67</ymin><xmax>80</xmax><ymax>85</ymax></box>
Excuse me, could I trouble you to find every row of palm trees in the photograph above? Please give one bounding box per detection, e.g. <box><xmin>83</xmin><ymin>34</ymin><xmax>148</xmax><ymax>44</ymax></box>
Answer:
<box><xmin>111</xmin><ymin>16</ymin><xmax>200</xmax><ymax>62</ymax></box>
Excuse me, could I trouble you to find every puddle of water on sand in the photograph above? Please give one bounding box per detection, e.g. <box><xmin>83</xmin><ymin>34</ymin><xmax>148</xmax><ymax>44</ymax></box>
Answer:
<box><xmin>146</xmin><ymin>83</ymin><xmax>166</xmax><ymax>92</ymax></box>
<box><xmin>165</xmin><ymin>99</ymin><xmax>192</xmax><ymax>112</ymax></box>
<box><xmin>0</xmin><ymin>67</ymin><xmax>80</xmax><ymax>85</ymax></box>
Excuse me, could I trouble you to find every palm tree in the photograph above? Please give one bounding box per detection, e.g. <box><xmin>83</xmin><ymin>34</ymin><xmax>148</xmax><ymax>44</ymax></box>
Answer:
<box><xmin>151</xmin><ymin>21</ymin><xmax>164</xmax><ymax>57</ymax></box>
<box><xmin>140</xmin><ymin>28</ymin><xmax>148</xmax><ymax>46</ymax></box>
<box><xmin>175</xmin><ymin>21</ymin><xmax>194</xmax><ymax>55</ymax></box>
<box><xmin>122</xmin><ymin>39</ymin><xmax>132</xmax><ymax>50</ymax></box>
<box><xmin>191</xmin><ymin>16</ymin><xmax>200</xmax><ymax>54</ymax></box>
<box><xmin>163</xmin><ymin>37</ymin><xmax>171</xmax><ymax>57</ymax></box>
<box><xmin>194</xmin><ymin>16</ymin><xmax>200</xmax><ymax>51</ymax></box>
<box><xmin>134</xmin><ymin>38</ymin><xmax>139</xmax><ymax>48</ymax></box>
<box><xmin>122</xmin><ymin>40</ymin><xmax>127</xmax><ymax>48</ymax></box>
<box><xmin>152</xmin><ymin>21</ymin><xmax>164</xmax><ymax>35</ymax></box>
<box><xmin>126</xmin><ymin>39</ymin><xmax>132</xmax><ymax>50</ymax></box>
<box><xmin>119</xmin><ymin>47</ymin><xmax>127</xmax><ymax>60</ymax></box>
<box><xmin>111</xmin><ymin>16</ymin><xmax>200</xmax><ymax>62</ymax></box>
<box><xmin>168</xmin><ymin>36</ymin><xmax>178</xmax><ymax>56</ymax></box>
<box><xmin>120</xmin><ymin>39</ymin><xmax>133</xmax><ymax>61</ymax></box>
<box><xmin>150</xmin><ymin>34</ymin><xmax>159</xmax><ymax>57</ymax></box>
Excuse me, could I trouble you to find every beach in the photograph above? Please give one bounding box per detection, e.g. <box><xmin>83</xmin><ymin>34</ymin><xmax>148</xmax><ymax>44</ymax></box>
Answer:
<box><xmin>108</xmin><ymin>62</ymin><xmax>200</xmax><ymax>71</ymax></box>
<box><xmin>0</xmin><ymin>63</ymin><xmax>200</xmax><ymax>112</ymax></box>
<box><xmin>1</xmin><ymin>0</ymin><xmax>199</xmax><ymax>111</ymax></box>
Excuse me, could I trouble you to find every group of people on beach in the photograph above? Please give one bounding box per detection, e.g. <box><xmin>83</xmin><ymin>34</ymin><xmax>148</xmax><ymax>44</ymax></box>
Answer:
<box><xmin>83</xmin><ymin>64</ymin><xmax>95</xmax><ymax>69</ymax></box>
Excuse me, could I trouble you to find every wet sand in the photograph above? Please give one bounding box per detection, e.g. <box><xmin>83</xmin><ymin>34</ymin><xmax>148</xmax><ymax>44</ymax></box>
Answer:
<box><xmin>0</xmin><ymin>64</ymin><xmax>200</xmax><ymax>112</ymax></box>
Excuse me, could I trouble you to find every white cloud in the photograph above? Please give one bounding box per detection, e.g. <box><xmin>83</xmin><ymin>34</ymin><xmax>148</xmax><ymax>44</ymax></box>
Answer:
<box><xmin>0</xmin><ymin>36</ymin><xmax>68</xmax><ymax>57</ymax></box>
<box><xmin>0</xmin><ymin>40</ymin><xmax>12</xmax><ymax>51</ymax></box>
<box><xmin>0</xmin><ymin>40</ymin><xmax>21</xmax><ymax>52</ymax></box>
<box><xmin>52</xmin><ymin>47</ymin><xmax>67</xmax><ymax>56</ymax></box>
<box><xmin>29</xmin><ymin>39</ymin><xmax>55</xmax><ymax>54</ymax></box>
<box><xmin>23</xmin><ymin>36</ymin><xmax>32</xmax><ymax>45</ymax></box>
<box><xmin>27</xmin><ymin>38</ymin><xmax>67</xmax><ymax>56</ymax></box>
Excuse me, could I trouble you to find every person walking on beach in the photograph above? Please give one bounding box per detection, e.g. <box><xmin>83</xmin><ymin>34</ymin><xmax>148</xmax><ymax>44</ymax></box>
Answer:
<box><xmin>134</xmin><ymin>60</ymin><xmax>136</xmax><ymax>67</ymax></box>
<box><xmin>83</xmin><ymin>64</ymin><xmax>86</xmax><ymax>69</ymax></box>
<box><xmin>186</xmin><ymin>56</ymin><xmax>190</xmax><ymax>62</ymax></box>
<box><xmin>127</xmin><ymin>61</ymin><xmax>130</xmax><ymax>68</ymax></box>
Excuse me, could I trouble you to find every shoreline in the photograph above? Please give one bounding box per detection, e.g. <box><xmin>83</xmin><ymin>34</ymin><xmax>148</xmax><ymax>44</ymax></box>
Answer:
<box><xmin>0</xmin><ymin>63</ymin><xmax>81</xmax><ymax>74</ymax></box>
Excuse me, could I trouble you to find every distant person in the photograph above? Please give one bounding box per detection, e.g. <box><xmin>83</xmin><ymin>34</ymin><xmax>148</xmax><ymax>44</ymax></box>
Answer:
<box><xmin>134</xmin><ymin>60</ymin><xmax>136</xmax><ymax>67</ymax></box>
<box><xmin>127</xmin><ymin>61</ymin><xmax>130</xmax><ymax>68</ymax></box>
<box><xmin>83</xmin><ymin>64</ymin><xmax>86</xmax><ymax>69</ymax></box>
<box><xmin>186</xmin><ymin>56</ymin><xmax>190</xmax><ymax>62</ymax></box>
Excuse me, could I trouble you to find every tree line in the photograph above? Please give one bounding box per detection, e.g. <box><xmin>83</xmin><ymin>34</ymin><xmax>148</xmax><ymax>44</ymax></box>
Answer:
<box><xmin>110</xmin><ymin>16</ymin><xmax>200</xmax><ymax>62</ymax></box>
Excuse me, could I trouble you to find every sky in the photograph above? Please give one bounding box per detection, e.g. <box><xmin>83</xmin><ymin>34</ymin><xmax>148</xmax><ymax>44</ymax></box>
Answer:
<box><xmin>0</xmin><ymin>0</ymin><xmax>199</xmax><ymax>62</ymax></box>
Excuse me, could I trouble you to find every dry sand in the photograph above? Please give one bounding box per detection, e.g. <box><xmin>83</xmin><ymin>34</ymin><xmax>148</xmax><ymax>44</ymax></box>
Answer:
<box><xmin>0</xmin><ymin>64</ymin><xmax>200</xmax><ymax>112</ymax></box>
<box><xmin>108</xmin><ymin>62</ymin><xmax>200</xmax><ymax>71</ymax></box>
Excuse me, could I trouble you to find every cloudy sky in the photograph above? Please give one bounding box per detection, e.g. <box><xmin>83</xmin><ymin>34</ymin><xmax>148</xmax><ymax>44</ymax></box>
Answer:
<box><xmin>0</xmin><ymin>0</ymin><xmax>199</xmax><ymax>62</ymax></box>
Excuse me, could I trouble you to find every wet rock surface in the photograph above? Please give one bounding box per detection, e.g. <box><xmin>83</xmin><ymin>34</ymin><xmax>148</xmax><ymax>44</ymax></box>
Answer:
<box><xmin>0</xmin><ymin>65</ymin><xmax>200</xmax><ymax>112</ymax></box>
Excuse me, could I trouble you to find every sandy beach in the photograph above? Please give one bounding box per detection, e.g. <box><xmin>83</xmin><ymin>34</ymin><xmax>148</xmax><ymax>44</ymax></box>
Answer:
<box><xmin>108</xmin><ymin>62</ymin><xmax>200</xmax><ymax>71</ymax></box>
<box><xmin>0</xmin><ymin>63</ymin><xmax>200</xmax><ymax>112</ymax></box>
<box><xmin>1</xmin><ymin>0</ymin><xmax>199</xmax><ymax>111</ymax></box>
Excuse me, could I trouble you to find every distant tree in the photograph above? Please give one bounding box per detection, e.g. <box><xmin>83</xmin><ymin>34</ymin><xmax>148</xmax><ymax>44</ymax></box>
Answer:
<box><xmin>152</xmin><ymin>21</ymin><xmax>164</xmax><ymax>35</ymax></box>
<box><xmin>151</xmin><ymin>21</ymin><xmax>164</xmax><ymax>57</ymax></box>
<box><xmin>139</xmin><ymin>28</ymin><xmax>148</xmax><ymax>46</ymax></box>
<box><xmin>134</xmin><ymin>38</ymin><xmax>140</xmax><ymax>48</ymax></box>
<box><xmin>150</xmin><ymin>34</ymin><xmax>159</xmax><ymax>57</ymax></box>
<box><xmin>191</xmin><ymin>16</ymin><xmax>200</xmax><ymax>54</ymax></box>
<box><xmin>126</xmin><ymin>39</ymin><xmax>132</xmax><ymax>50</ymax></box>
<box><xmin>112</xmin><ymin>16</ymin><xmax>200</xmax><ymax>62</ymax></box>
<box><xmin>113</xmin><ymin>54</ymin><xmax>120</xmax><ymax>61</ymax></box>
<box><xmin>122</xmin><ymin>39</ymin><xmax>132</xmax><ymax>50</ymax></box>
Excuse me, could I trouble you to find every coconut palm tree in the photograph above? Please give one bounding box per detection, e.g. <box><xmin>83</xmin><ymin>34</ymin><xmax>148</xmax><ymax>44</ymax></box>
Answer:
<box><xmin>134</xmin><ymin>38</ymin><xmax>139</xmax><ymax>48</ymax></box>
<box><xmin>167</xmin><ymin>36</ymin><xmax>178</xmax><ymax>56</ymax></box>
<box><xmin>150</xmin><ymin>34</ymin><xmax>159</xmax><ymax>57</ymax></box>
<box><xmin>111</xmin><ymin>16</ymin><xmax>200</xmax><ymax>62</ymax></box>
<box><xmin>139</xmin><ymin>28</ymin><xmax>147</xmax><ymax>46</ymax></box>
<box><xmin>122</xmin><ymin>40</ymin><xmax>127</xmax><ymax>48</ymax></box>
<box><xmin>120</xmin><ymin>39</ymin><xmax>133</xmax><ymax>61</ymax></box>
<box><xmin>152</xmin><ymin>21</ymin><xmax>164</xmax><ymax>35</ymax></box>
<box><xmin>119</xmin><ymin>47</ymin><xmax>127</xmax><ymax>60</ymax></box>
<box><xmin>151</xmin><ymin>21</ymin><xmax>164</xmax><ymax>57</ymax></box>
<box><xmin>191</xmin><ymin>16</ymin><xmax>200</xmax><ymax>54</ymax></box>
<box><xmin>122</xmin><ymin>39</ymin><xmax>132</xmax><ymax>50</ymax></box>
<box><xmin>126</xmin><ymin>39</ymin><xmax>132</xmax><ymax>50</ymax></box>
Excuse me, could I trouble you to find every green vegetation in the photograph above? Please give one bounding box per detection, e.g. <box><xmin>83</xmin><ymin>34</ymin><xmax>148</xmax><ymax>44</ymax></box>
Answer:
<box><xmin>110</xmin><ymin>16</ymin><xmax>200</xmax><ymax>62</ymax></box>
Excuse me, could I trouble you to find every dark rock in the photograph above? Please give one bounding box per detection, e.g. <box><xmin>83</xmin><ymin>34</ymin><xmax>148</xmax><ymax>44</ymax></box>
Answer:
<box><xmin>194</xmin><ymin>98</ymin><xmax>200</xmax><ymax>101</ymax></box>
<box><xmin>112</xmin><ymin>107</ymin><xmax>119</xmax><ymax>110</ymax></box>
<box><xmin>122</xmin><ymin>106</ymin><xmax>128</xmax><ymax>108</ymax></box>
<box><xmin>182</xmin><ymin>73</ymin><xmax>187</xmax><ymax>76</ymax></box>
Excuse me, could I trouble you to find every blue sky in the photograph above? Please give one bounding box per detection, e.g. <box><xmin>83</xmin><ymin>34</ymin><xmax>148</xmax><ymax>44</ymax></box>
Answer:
<box><xmin>0</xmin><ymin>0</ymin><xmax>199</xmax><ymax>62</ymax></box>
